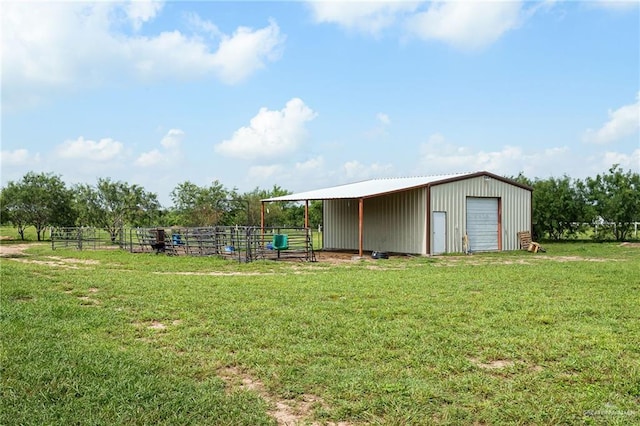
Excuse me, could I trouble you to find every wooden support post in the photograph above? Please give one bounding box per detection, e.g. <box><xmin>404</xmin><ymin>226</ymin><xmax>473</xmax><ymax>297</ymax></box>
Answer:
<box><xmin>425</xmin><ymin>185</ymin><xmax>431</xmax><ymax>255</ymax></box>
<box><xmin>260</xmin><ymin>202</ymin><xmax>266</xmax><ymax>250</ymax></box>
<box><xmin>497</xmin><ymin>197</ymin><xmax>503</xmax><ymax>251</ymax></box>
<box><xmin>304</xmin><ymin>200</ymin><xmax>309</xmax><ymax>228</ymax></box>
<box><xmin>358</xmin><ymin>198</ymin><xmax>364</xmax><ymax>257</ymax></box>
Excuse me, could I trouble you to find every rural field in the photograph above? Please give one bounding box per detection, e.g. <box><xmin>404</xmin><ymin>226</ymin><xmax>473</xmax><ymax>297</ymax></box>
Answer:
<box><xmin>1</xmin><ymin>238</ymin><xmax>639</xmax><ymax>425</ymax></box>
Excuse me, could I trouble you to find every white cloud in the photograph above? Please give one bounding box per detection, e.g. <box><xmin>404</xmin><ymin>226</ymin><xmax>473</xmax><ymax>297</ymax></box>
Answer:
<box><xmin>583</xmin><ymin>92</ymin><xmax>640</xmax><ymax>144</ymax></box>
<box><xmin>212</xmin><ymin>20</ymin><xmax>285</xmax><ymax>84</ymax></box>
<box><xmin>215</xmin><ymin>98</ymin><xmax>317</xmax><ymax>160</ymax></box>
<box><xmin>134</xmin><ymin>150</ymin><xmax>166</xmax><ymax>168</ymax></box>
<box><xmin>343</xmin><ymin>160</ymin><xmax>393</xmax><ymax>180</ymax></box>
<box><xmin>126</xmin><ymin>0</ymin><xmax>164</xmax><ymax>31</ymax></box>
<box><xmin>404</xmin><ymin>1</ymin><xmax>523</xmax><ymax>50</ymax></box>
<box><xmin>308</xmin><ymin>1</ymin><xmax>419</xmax><ymax>35</ymax></box>
<box><xmin>0</xmin><ymin>149</ymin><xmax>39</xmax><ymax>167</ymax></box>
<box><xmin>365</xmin><ymin>112</ymin><xmax>392</xmax><ymax>139</ymax></box>
<box><xmin>55</xmin><ymin>137</ymin><xmax>124</xmax><ymax>161</ymax></box>
<box><xmin>160</xmin><ymin>129</ymin><xmax>185</xmax><ymax>149</ymax></box>
<box><xmin>185</xmin><ymin>11</ymin><xmax>222</xmax><ymax>38</ymax></box>
<box><xmin>248</xmin><ymin>164</ymin><xmax>283</xmax><ymax>180</ymax></box>
<box><xmin>376</xmin><ymin>113</ymin><xmax>391</xmax><ymax>125</ymax></box>
<box><xmin>417</xmin><ymin>133</ymin><xmax>576</xmax><ymax>177</ymax></box>
<box><xmin>136</xmin><ymin>129</ymin><xmax>185</xmax><ymax>167</ymax></box>
<box><xmin>590</xmin><ymin>0</ymin><xmax>639</xmax><ymax>11</ymax></box>
<box><xmin>1</xmin><ymin>2</ymin><xmax>285</xmax><ymax>109</ymax></box>
<box><xmin>295</xmin><ymin>156</ymin><xmax>325</xmax><ymax>172</ymax></box>
<box><xmin>598</xmin><ymin>149</ymin><xmax>640</xmax><ymax>171</ymax></box>
<box><xmin>308</xmin><ymin>1</ymin><xmax>528</xmax><ymax>50</ymax></box>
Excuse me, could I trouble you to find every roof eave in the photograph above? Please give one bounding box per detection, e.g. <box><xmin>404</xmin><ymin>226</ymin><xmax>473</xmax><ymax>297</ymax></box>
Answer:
<box><xmin>260</xmin><ymin>171</ymin><xmax>532</xmax><ymax>202</ymax></box>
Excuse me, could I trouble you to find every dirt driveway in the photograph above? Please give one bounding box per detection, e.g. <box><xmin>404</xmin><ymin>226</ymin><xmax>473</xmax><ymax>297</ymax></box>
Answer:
<box><xmin>0</xmin><ymin>243</ymin><xmax>40</xmax><ymax>257</ymax></box>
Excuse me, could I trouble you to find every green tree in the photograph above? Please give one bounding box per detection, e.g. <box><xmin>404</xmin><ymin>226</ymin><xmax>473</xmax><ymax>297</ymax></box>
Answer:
<box><xmin>284</xmin><ymin>203</ymin><xmax>305</xmax><ymax>227</ymax></box>
<box><xmin>239</xmin><ymin>185</ymin><xmax>296</xmax><ymax>227</ymax></box>
<box><xmin>308</xmin><ymin>200</ymin><xmax>323</xmax><ymax>229</ymax></box>
<box><xmin>532</xmin><ymin>175</ymin><xmax>589</xmax><ymax>240</ymax></box>
<box><xmin>1</xmin><ymin>181</ymin><xmax>31</xmax><ymax>240</ymax></box>
<box><xmin>584</xmin><ymin>165</ymin><xmax>640</xmax><ymax>241</ymax></box>
<box><xmin>236</xmin><ymin>187</ymin><xmax>270</xmax><ymax>226</ymax></box>
<box><xmin>510</xmin><ymin>172</ymin><xmax>589</xmax><ymax>240</ymax></box>
<box><xmin>169</xmin><ymin>180</ymin><xmax>233</xmax><ymax>226</ymax></box>
<box><xmin>0</xmin><ymin>172</ymin><xmax>76</xmax><ymax>240</ymax></box>
<box><xmin>74</xmin><ymin>178</ymin><xmax>160</xmax><ymax>241</ymax></box>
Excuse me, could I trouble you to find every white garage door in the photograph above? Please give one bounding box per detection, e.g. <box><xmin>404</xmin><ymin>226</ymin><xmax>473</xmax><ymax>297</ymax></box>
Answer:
<box><xmin>466</xmin><ymin>197</ymin><xmax>499</xmax><ymax>252</ymax></box>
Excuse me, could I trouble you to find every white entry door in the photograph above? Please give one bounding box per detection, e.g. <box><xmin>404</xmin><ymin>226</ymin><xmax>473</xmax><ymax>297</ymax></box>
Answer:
<box><xmin>432</xmin><ymin>211</ymin><xmax>446</xmax><ymax>255</ymax></box>
<box><xmin>466</xmin><ymin>198</ymin><xmax>499</xmax><ymax>252</ymax></box>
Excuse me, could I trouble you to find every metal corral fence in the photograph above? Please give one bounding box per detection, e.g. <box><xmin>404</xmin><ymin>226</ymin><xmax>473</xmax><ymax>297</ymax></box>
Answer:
<box><xmin>131</xmin><ymin>226</ymin><xmax>316</xmax><ymax>262</ymax></box>
<box><xmin>50</xmin><ymin>227</ymin><xmax>125</xmax><ymax>251</ymax></box>
<box><xmin>594</xmin><ymin>222</ymin><xmax>640</xmax><ymax>239</ymax></box>
<box><xmin>51</xmin><ymin>226</ymin><xmax>315</xmax><ymax>262</ymax></box>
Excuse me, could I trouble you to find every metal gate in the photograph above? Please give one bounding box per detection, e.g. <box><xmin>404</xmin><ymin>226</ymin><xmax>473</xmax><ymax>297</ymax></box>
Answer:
<box><xmin>466</xmin><ymin>197</ymin><xmax>499</xmax><ymax>252</ymax></box>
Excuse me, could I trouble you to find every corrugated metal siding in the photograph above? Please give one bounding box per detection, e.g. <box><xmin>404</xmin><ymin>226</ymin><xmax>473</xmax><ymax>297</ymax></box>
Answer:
<box><xmin>323</xmin><ymin>199</ymin><xmax>359</xmax><ymax>250</ymax></box>
<box><xmin>324</xmin><ymin>188</ymin><xmax>427</xmax><ymax>254</ymax></box>
<box><xmin>430</xmin><ymin>176</ymin><xmax>531</xmax><ymax>253</ymax></box>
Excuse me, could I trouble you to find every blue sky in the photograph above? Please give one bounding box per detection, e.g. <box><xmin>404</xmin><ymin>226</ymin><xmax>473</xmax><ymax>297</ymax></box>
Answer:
<box><xmin>2</xmin><ymin>0</ymin><xmax>639</xmax><ymax>206</ymax></box>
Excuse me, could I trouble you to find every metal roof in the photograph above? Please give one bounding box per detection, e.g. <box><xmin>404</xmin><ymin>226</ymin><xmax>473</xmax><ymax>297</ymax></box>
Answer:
<box><xmin>262</xmin><ymin>172</ymin><xmax>476</xmax><ymax>202</ymax></box>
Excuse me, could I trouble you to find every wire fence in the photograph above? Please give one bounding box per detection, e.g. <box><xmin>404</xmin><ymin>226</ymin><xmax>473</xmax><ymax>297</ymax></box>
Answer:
<box><xmin>50</xmin><ymin>226</ymin><xmax>316</xmax><ymax>262</ymax></box>
<box><xmin>50</xmin><ymin>227</ymin><xmax>125</xmax><ymax>251</ymax></box>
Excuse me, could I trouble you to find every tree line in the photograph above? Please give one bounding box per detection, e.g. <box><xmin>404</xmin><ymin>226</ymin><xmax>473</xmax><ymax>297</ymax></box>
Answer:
<box><xmin>1</xmin><ymin>165</ymin><xmax>638</xmax><ymax>242</ymax></box>
<box><xmin>511</xmin><ymin>165</ymin><xmax>639</xmax><ymax>241</ymax></box>
<box><xmin>0</xmin><ymin>174</ymin><xmax>322</xmax><ymax>241</ymax></box>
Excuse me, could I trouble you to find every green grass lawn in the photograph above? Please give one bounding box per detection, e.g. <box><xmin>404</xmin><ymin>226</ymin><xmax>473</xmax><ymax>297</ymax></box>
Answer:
<box><xmin>1</xmin><ymin>243</ymin><xmax>639</xmax><ymax>425</ymax></box>
<box><xmin>0</xmin><ymin>225</ymin><xmax>48</xmax><ymax>243</ymax></box>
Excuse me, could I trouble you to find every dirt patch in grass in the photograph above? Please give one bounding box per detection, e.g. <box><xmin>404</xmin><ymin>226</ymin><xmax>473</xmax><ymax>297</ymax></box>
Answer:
<box><xmin>45</xmin><ymin>256</ymin><xmax>100</xmax><ymax>265</ymax></box>
<box><xmin>469</xmin><ymin>358</ymin><xmax>515</xmax><ymax>370</ymax></box>
<box><xmin>0</xmin><ymin>244</ymin><xmax>32</xmax><ymax>257</ymax></box>
<box><xmin>132</xmin><ymin>320</ymin><xmax>182</xmax><ymax>330</ymax></box>
<box><xmin>218</xmin><ymin>366</ymin><xmax>351</xmax><ymax>426</ymax></box>
<box><xmin>154</xmin><ymin>271</ymin><xmax>272</xmax><ymax>277</ymax></box>
<box><xmin>7</xmin><ymin>257</ymin><xmax>97</xmax><ymax>269</ymax></box>
<box><xmin>434</xmin><ymin>257</ymin><xmax>534</xmax><ymax>267</ymax></box>
<box><xmin>148</xmin><ymin>321</ymin><xmax>166</xmax><ymax>330</ymax></box>
<box><xmin>1</xmin><ymin>247</ymin><xmax>101</xmax><ymax>268</ymax></box>
<box><xmin>316</xmin><ymin>251</ymin><xmax>379</xmax><ymax>265</ymax></box>
<box><xmin>78</xmin><ymin>295</ymin><xmax>100</xmax><ymax>306</ymax></box>
<box><xmin>316</xmin><ymin>255</ymin><xmax>360</xmax><ymax>265</ymax></box>
<box><xmin>8</xmin><ymin>258</ymin><xmax>86</xmax><ymax>269</ymax></box>
<box><xmin>469</xmin><ymin>358</ymin><xmax>545</xmax><ymax>372</ymax></box>
<box><xmin>542</xmin><ymin>255</ymin><xmax>611</xmax><ymax>263</ymax></box>
<box><xmin>620</xmin><ymin>242</ymin><xmax>640</xmax><ymax>248</ymax></box>
<box><xmin>435</xmin><ymin>254</ymin><xmax>622</xmax><ymax>267</ymax></box>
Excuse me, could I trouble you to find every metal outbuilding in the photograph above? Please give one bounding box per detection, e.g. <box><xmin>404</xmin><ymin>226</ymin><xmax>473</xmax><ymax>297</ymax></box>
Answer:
<box><xmin>261</xmin><ymin>171</ymin><xmax>532</xmax><ymax>256</ymax></box>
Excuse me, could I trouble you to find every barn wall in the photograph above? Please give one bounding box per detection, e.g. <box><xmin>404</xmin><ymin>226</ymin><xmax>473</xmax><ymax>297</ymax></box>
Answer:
<box><xmin>323</xmin><ymin>188</ymin><xmax>427</xmax><ymax>254</ymax></box>
<box><xmin>323</xmin><ymin>199</ymin><xmax>359</xmax><ymax>250</ymax></box>
<box><xmin>430</xmin><ymin>176</ymin><xmax>531</xmax><ymax>253</ymax></box>
<box><xmin>323</xmin><ymin>175</ymin><xmax>530</xmax><ymax>255</ymax></box>
<box><xmin>363</xmin><ymin>189</ymin><xmax>426</xmax><ymax>254</ymax></box>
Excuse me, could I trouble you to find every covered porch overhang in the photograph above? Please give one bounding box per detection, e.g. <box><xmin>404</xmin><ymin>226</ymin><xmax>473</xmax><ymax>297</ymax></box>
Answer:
<box><xmin>260</xmin><ymin>197</ymin><xmax>367</xmax><ymax>257</ymax></box>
